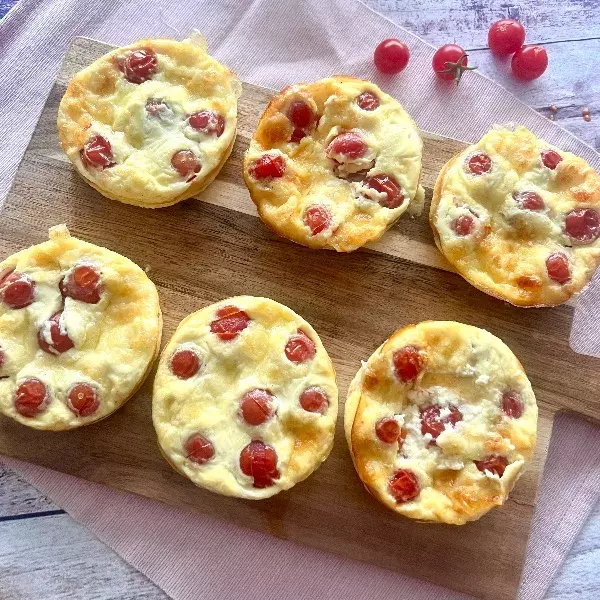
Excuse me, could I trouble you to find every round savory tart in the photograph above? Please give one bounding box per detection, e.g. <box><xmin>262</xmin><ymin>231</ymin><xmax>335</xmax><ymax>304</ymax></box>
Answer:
<box><xmin>345</xmin><ymin>321</ymin><xmax>537</xmax><ymax>525</ymax></box>
<box><xmin>152</xmin><ymin>296</ymin><xmax>338</xmax><ymax>499</ymax></box>
<box><xmin>57</xmin><ymin>35</ymin><xmax>241</xmax><ymax>208</ymax></box>
<box><xmin>0</xmin><ymin>225</ymin><xmax>162</xmax><ymax>430</ymax></box>
<box><xmin>431</xmin><ymin>126</ymin><xmax>600</xmax><ymax>307</ymax></box>
<box><xmin>243</xmin><ymin>76</ymin><xmax>424</xmax><ymax>252</ymax></box>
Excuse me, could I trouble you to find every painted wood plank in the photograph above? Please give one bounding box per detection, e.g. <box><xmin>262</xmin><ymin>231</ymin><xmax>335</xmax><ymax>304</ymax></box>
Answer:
<box><xmin>0</xmin><ymin>514</ymin><xmax>168</xmax><ymax>600</ymax></box>
<box><xmin>366</xmin><ymin>0</ymin><xmax>600</xmax><ymax>48</ymax></box>
<box><xmin>0</xmin><ymin>462</ymin><xmax>59</xmax><ymax>517</ymax></box>
<box><xmin>468</xmin><ymin>40</ymin><xmax>600</xmax><ymax>151</ymax></box>
<box><xmin>0</xmin><ymin>0</ymin><xmax>15</xmax><ymax>20</ymax></box>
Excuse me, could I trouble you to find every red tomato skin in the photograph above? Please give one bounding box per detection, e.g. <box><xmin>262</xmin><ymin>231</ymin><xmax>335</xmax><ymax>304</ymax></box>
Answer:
<box><xmin>488</xmin><ymin>19</ymin><xmax>526</xmax><ymax>56</ymax></box>
<box><xmin>374</xmin><ymin>39</ymin><xmax>410</xmax><ymax>75</ymax></box>
<box><xmin>432</xmin><ymin>44</ymin><xmax>468</xmax><ymax>81</ymax></box>
<box><xmin>511</xmin><ymin>46</ymin><xmax>548</xmax><ymax>81</ymax></box>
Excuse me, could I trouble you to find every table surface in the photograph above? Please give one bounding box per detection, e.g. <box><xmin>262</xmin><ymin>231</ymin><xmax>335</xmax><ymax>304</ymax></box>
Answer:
<box><xmin>0</xmin><ymin>1</ymin><xmax>599</xmax><ymax>599</ymax></box>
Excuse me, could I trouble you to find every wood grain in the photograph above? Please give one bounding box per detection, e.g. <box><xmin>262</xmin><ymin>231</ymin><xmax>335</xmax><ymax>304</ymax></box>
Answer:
<box><xmin>0</xmin><ymin>463</ymin><xmax>58</xmax><ymax>517</ymax></box>
<box><xmin>0</xmin><ymin>513</ymin><xmax>168</xmax><ymax>600</ymax></box>
<box><xmin>0</xmin><ymin>36</ymin><xmax>599</xmax><ymax>600</ymax></box>
<box><xmin>369</xmin><ymin>0</ymin><xmax>600</xmax><ymax>49</ymax></box>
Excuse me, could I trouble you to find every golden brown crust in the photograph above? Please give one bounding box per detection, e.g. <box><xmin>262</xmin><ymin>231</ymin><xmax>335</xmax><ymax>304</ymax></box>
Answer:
<box><xmin>79</xmin><ymin>135</ymin><xmax>236</xmax><ymax>208</ymax></box>
<box><xmin>243</xmin><ymin>76</ymin><xmax>424</xmax><ymax>252</ymax></box>
<box><xmin>0</xmin><ymin>225</ymin><xmax>162</xmax><ymax>430</ymax></box>
<box><xmin>57</xmin><ymin>36</ymin><xmax>240</xmax><ymax>208</ymax></box>
<box><xmin>430</xmin><ymin>126</ymin><xmax>600</xmax><ymax>307</ymax></box>
<box><xmin>152</xmin><ymin>296</ymin><xmax>338</xmax><ymax>500</ymax></box>
<box><xmin>345</xmin><ymin>321</ymin><xmax>537</xmax><ymax>525</ymax></box>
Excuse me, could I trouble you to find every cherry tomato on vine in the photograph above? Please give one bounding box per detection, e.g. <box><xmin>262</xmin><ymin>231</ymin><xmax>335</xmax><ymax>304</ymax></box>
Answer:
<box><xmin>488</xmin><ymin>19</ymin><xmax>526</xmax><ymax>55</ymax></box>
<box><xmin>432</xmin><ymin>44</ymin><xmax>477</xmax><ymax>85</ymax></box>
<box><xmin>511</xmin><ymin>45</ymin><xmax>548</xmax><ymax>81</ymax></box>
<box><xmin>374</xmin><ymin>39</ymin><xmax>410</xmax><ymax>74</ymax></box>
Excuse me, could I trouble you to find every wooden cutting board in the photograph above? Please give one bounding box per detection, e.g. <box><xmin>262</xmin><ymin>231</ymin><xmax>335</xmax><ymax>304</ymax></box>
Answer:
<box><xmin>1</xmin><ymin>37</ymin><xmax>599</xmax><ymax>600</ymax></box>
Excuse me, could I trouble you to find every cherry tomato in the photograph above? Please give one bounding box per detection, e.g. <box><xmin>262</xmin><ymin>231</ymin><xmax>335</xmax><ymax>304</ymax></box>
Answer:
<box><xmin>185</xmin><ymin>433</ymin><xmax>215</xmax><ymax>465</ymax></box>
<box><xmin>432</xmin><ymin>44</ymin><xmax>476</xmax><ymax>85</ymax></box>
<box><xmin>357</xmin><ymin>91</ymin><xmax>380</xmax><ymax>111</ymax></box>
<box><xmin>68</xmin><ymin>383</ymin><xmax>100</xmax><ymax>417</ymax></box>
<box><xmin>565</xmin><ymin>209</ymin><xmax>600</xmax><ymax>244</ymax></box>
<box><xmin>389</xmin><ymin>469</ymin><xmax>420</xmax><ymax>503</ymax></box>
<box><xmin>250</xmin><ymin>155</ymin><xmax>286</xmax><ymax>180</ymax></box>
<box><xmin>466</xmin><ymin>152</ymin><xmax>492</xmax><ymax>175</ymax></box>
<box><xmin>420</xmin><ymin>404</ymin><xmax>463</xmax><ymax>440</ymax></box>
<box><xmin>392</xmin><ymin>345</ymin><xmax>424</xmax><ymax>383</ymax></box>
<box><xmin>240</xmin><ymin>441</ymin><xmax>279</xmax><ymax>488</ymax></box>
<box><xmin>287</xmin><ymin>101</ymin><xmax>314</xmax><ymax>129</ymax></box>
<box><xmin>188</xmin><ymin>110</ymin><xmax>225</xmax><ymax>137</ymax></box>
<box><xmin>541</xmin><ymin>149</ymin><xmax>562</xmax><ymax>170</ymax></box>
<box><xmin>511</xmin><ymin>45</ymin><xmax>548</xmax><ymax>81</ymax></box>
<box><xmin>514</xmin><ymin>191</ymin><xmax>545</xmax><ymax>211</ymax></box>
<box><xmin>170</xmin><ymin>348</ymin><xmax>201</xmax><ymax>379</ymax></box>
<box><xmin>123</xmin><ymin>49</ymin><xmax>158</xmax><ymax>84</ymax></box>
<box><xmin>14</xmin><ymin>378</ymin><xmax>50</xmax><ymax>417</ymax></box>
<box><xmin>327</xmin><ymin>132</ymin><xmax>367</xmax><ymax>160</ymax></box>
<box><xmin>374</xmin><ymin>39</ymin><xmax>410</xmax><ymax>75</ymax></box>
<box><xmin>502</xmin><ymin>391</ymin><xmax>524</xmax><ymax>419</ymax></box>
<box><xmin>364</xmin><ymin>174</ymin><xmax>403</xmax><ymax>209</ymax></box>
<box><xmin>1</xmin><ymin>272</ymin><xmax>35</xmax><ymax>309</ymax></box>
<box><xmin>210</xmin><ymin>306</ymin><xmax>251</xmax><ymax>341</ymax></box>
<box><xmin>38</xmin><ymin>311</ymin><xmax>74</xmax><ymax>355</ymax></box>
<box><xmin>475</xmin><ymin>455</ymin><xmax>508</xmax><ymax>477</ymax></box>
<box><xmin>451</xmin><ymin>214</ymin><xmax>475</xmax><ymax>236</ymax></box>
<box><xmin>290</xmin><ymin>128</ymin><xmax>306</xmax><ymax>143</ymax></box>
<box><xmin>546</xmin><ymin>252</ymin><xmax>570</xmax><ymax>284</ymax></box>
<box><xmin>81</xmin><ymin>135</ymin><xmax>114</xmax><ymax>169</ymax></box>
<box><xmin>61</xmin><ymin>265</ymin><xmax>102</xmax><ymax>304</ymax></box>
<box><xmin>375</xmin><ymin>417</ymin><xmax>400</xmax><ymax>444</ymax></box>
<box><xmin>240</xmin><ymin>389</ymin><xmax>274</xmax><ymax>426</ymax></box>
<box><xmin>304</xmin><ymin>205</ymin><xmax>332</xmax><ymax>235</ymax></box>
<box><xmin>171</xmin><ymin>150</ymin><xmax>201</xmax><ymax>181</ymax></box>
<box><xmin>299</xmin><ymin>387</ymin><xmax>329</xmax><ymax>414</ymax></box>
<box><xmin>285</xmin><ymin>329</ymin><xmax>316</xmax><ymax>364</ymax></box>
<box><xmin>488</xmin><ymin>19</ymin><xmax>526</xmax><ymax>56</ymax></box>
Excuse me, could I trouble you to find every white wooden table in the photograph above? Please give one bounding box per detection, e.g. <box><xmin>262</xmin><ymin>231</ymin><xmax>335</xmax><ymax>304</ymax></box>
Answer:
<box><xmin>1</xmin><ymin>1</ymin><xmax>599</xmax><ymax>598</ymax></box>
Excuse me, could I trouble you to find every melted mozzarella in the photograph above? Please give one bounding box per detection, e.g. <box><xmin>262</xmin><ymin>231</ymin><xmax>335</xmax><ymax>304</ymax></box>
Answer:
<box><xmin>0</xmin><ymin>225</ymin><xmax>161</xmax><ymax>430</ymax></box>
<box><xmin>153</xmin><ymin>296</ymin><xmax>338</xmax><ymax>500</ymax></box>
<box><xmin>244</xmin><ymin>76</ymin><xmax>424</xmax><ymax>252</ymax></box>
<box><xmin>58</xmin><ymin>37</ymin><xmax>241</xmax><ymax>207</ymax></box>
<box><xmin>345</xmin><ymin>321</ymin><xmax>537</xmax><ymax>525</ymax></box>
<box><xmin>432</xmin><ymin>126</ymin><xmax>600</xmax><ymax>306</ymax></box>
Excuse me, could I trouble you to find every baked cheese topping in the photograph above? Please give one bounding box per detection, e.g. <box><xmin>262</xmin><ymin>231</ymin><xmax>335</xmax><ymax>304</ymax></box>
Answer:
<box><xmin>152</xmin><ymin>296</ymin><xmax>338</xmax><ymax>499</ymax></box>
<box><xmin>57</xmin><ymin>35</ymin><xmax>241</xmax><ymax>208</ymax></box>
<box><xmin>0</xmin><ymin>225</ymin><xmax>162</xmax><ymax>430</ymax></box>
<box><xmin>243</xmin><ymin>76</ymin><xmax>424</xmax><ymax>252</ymax></box>
<box><xmin>345</xmin><ymin>321</ymin><xmax>537</xmax><ymax>524</ymax></box>
<box><xmin>431</xmin><ymin>126</ymin><xmax>600</xmax><ymax>306</ymax></box>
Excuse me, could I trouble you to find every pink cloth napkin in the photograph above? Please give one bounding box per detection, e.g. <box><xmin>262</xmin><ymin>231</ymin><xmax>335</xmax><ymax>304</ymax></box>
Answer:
<box><xmin>1</xmin><ymin>1</ymin><xmax>599</xmax><ymax>598</ymax></box>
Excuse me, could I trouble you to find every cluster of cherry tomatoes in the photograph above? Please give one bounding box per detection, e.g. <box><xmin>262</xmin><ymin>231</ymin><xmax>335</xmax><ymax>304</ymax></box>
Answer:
<box><xmin>374</xmin><ymin>18</ymin><xmax>548</xmax><ymax>84</ymax></box>
<box><xmin>488</xmin><ymin>19</ymin><xmax>548</xmax><ymax>81</ymax></box>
